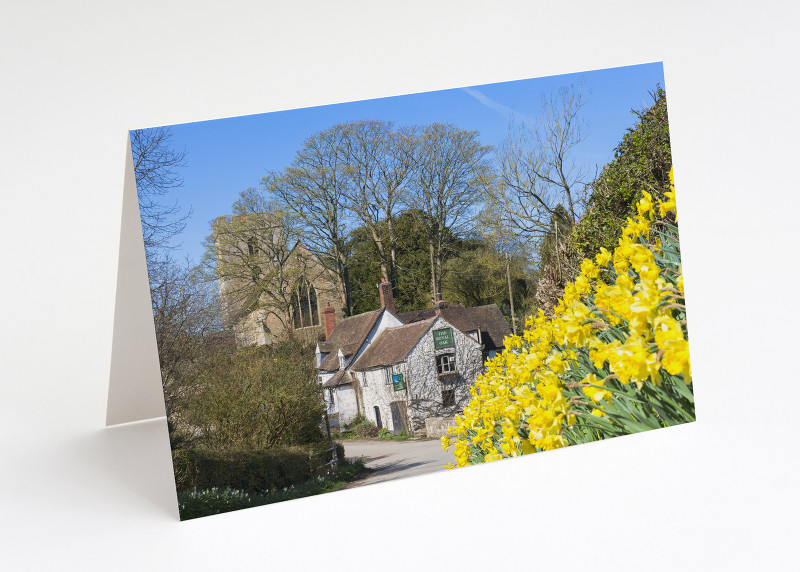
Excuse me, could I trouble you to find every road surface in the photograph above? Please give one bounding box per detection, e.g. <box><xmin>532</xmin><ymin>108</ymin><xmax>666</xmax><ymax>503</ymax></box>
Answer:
<box><xmin>341</xmin><ymin>439</ymin><xmax>454</xmax><ymax>488</ymax></box>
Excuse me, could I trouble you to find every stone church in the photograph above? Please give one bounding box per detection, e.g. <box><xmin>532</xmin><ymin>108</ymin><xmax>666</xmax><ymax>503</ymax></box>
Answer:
<box><xmin>212</xmin><ymin>212</ymin><xmax>345</xmax><ymax>347</ymax></box>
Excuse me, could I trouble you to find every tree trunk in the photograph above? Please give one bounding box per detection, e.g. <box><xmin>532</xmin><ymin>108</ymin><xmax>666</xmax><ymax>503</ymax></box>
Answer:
<box><xmin>387</xmin><ymin>216</ymin><xmax>399</xmax><ymax>286</ymax></box>
<box><xmin>342</xmin><ymin>266</ymin><xmax>353</xmax><ymax>316</ymax></box>
<box><xmin>506</xmin><ymin>253</ymin><xmax>517</xmax><ymax>335</ymax></box>
<box><xmin>306</xmin><ymin>281</ymin><xmax>313</xmax><ymax>326</ymax></box>
<box><xmin>338</xmin><ymin>252</ymin><xmax>353</xmax><ymax>316</ymax></box>
<box><xmin>554</xmin><ymin>219</ymin><xmax>562</xmax><ymax>285</ymax></box>
<box><xmin>369</xmin><ymin>224</ymin><xmax>390</xmax><ymax>283</ymax></box>
<box><xmin>565</xmin><ymin>190</ymin><xmax>576</xmax><ymax>223</ymax></box>
<box><xmin>428</xmin><ymin>236</ymin><xmax>437</xmax><ymax>304</ymax></box>
<box><xmin>435</xmin><ymin>245</ymin><xmax>443</xmax><ymax>304</ymax></box>
<box><xmin>296</xmin><ymin>286</ymin><xmax>304</xmax><ymax>328</ymax></box>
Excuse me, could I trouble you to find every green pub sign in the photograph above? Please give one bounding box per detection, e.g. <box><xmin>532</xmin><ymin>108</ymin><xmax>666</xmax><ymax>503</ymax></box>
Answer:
<box><xmin>392</xmin><ymin>373</ymin><xmax>406</xmax><ymax>391</ymax></box>
<box><xmin>433</xmin><ymin>327</ymin><xmax>454</xmax><ymax>349</ymax></box>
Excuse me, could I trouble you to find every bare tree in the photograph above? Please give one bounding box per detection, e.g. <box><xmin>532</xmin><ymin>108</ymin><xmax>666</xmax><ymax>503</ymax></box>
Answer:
<box><xmin>407</xmin><ymin>123</ymin><xmax>493</xmax><ymax>303</ymax></box>
<box><xmin>474</xmin><ymin>205</ymin><xmax>536</xmax><ymax>334</ymax></box>
<box><xmin>341</xmin><ymin>120</ymin><xmax>417</xmax><ymax>286</ymax></box>
<box><xmin>266</xmin><ymin>125</ymin><xmax>355</xmax><ymax>315</ymax></box>
<box><xmin>489</xmin><ymin>82</ymin><xmax>590</xmax><ymax>246</ymax></box>
<box><xmin>149</xmin><ymin>255</ymin><xmax>222</xmax><ymax>448</ymax></box>
<box><xmin>130</xmin><ymin>127</ymin><xmax>189</xmax><ymax>258</ymax></box>
<box><xmin>204</xmin><ymin>187</ymin><xmax>309</xmax><ymax>339</ymax></box>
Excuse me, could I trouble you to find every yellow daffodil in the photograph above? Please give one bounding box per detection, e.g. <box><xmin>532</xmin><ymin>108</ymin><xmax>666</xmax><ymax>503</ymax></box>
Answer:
<box><xmin>444</xmin><ymin>187</ymin><xmax>691</xmax><ymax>468</ymax></box>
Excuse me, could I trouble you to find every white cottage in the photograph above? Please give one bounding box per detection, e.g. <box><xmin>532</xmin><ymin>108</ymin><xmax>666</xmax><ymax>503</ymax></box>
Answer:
<box><xmin>316</xmin><ymin>279</ymin><xmax>512</xmax><ymax>435</ymax></box>
<box><xmin>349</xmin><ymin>315</ymin><xmax>483</xmax><ymax>434</ymax></box>
<box><xmin>316</xmin><ymin>304</ymin><xmax>402</xmax><ymax>427</ymax></box>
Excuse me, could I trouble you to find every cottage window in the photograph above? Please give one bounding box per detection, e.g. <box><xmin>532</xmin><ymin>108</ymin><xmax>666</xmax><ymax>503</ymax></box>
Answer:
<box><xmin>436</xmin><ymin>353</ymin><xmax>456</xmax><ymax>375</ymax></box>
<box><xmin>441</xmin><ymin>389</ymin><xmax>455</xmax><ymax>407</ymax></box>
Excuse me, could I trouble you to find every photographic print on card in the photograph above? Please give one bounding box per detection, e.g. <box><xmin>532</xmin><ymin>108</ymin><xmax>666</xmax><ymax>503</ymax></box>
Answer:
<box><xmin>133</xmin><ymin>61</ymin><xmax>692</xmax><ymax>520</ymax></box>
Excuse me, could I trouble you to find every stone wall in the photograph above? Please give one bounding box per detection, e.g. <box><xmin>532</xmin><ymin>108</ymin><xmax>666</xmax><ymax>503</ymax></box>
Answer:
<box><xmin>425</xmin><ymin>417</ymin><xmax>456</xmax><ymax>439</ymax></box>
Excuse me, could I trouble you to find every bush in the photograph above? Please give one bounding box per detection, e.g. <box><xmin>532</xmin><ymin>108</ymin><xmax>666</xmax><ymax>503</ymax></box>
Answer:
<box><xmin>348</xmin><ymin>412</ymin><xmax>369</xmax><ymax>428</ymax></box>
<box><xmin>185</xmin><ymin>342</ymin><xmax>325</xmax><ymax>451</ymax></box>
<box><xmin>378</xmin><ymin>428</ymin><xmax>391</xmax><ymax>439</ymax></box>
<box><xmin>349</xmin><ymin>412</ymin><xmax>379</xmax><ymax>438</ymax></box>
<box><xmin>355</xmin><ymin>421</ymin><xmax>378</xmax><ymax>438</ymax></box>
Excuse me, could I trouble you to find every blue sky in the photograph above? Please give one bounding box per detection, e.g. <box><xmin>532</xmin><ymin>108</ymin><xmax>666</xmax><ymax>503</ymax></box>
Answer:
<box><xmin>150</xmin><ymin>61</ymin><xmax>666</xmax><ymax>264</ymax></box>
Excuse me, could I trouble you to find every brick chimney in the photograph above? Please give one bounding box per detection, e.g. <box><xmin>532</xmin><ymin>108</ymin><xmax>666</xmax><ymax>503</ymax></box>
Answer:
<box><xmin>322</xmin><ymin>302</ymin><xmax>336</xmax><ymax>339</ymax></box>
<box><xmin>377</xmin><ymin>278</ymin><xmax>396</xmax><ymax>314</ymax></box>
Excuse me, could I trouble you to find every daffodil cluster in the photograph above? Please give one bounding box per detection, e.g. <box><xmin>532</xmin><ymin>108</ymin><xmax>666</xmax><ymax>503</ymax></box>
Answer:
<box><xmin>442</xmin><ymin>170</ymin><xmax>693</xmax><ymax>468</ymax></box>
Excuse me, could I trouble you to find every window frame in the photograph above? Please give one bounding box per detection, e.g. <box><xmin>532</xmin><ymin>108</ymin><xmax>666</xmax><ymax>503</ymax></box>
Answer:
<box><xmin>436</xmin><ymin>353</ymin><xmax>456</xmax><ymax>376</ymax></box>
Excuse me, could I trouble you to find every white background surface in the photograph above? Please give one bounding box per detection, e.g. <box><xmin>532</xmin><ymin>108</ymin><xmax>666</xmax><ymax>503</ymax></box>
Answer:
<box><xmin>2</xmin><ymin>1</ymin><xmax>798</xmax><ymax>570</ymax></box>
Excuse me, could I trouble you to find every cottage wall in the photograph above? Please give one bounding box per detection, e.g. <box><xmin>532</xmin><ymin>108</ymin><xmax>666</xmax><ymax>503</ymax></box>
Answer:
<box><xmin>358</xmin><ymin>365</ymin><xmax>411</xmax><ymax>433</ymax></box>
<box><xmin>322</xmin><ymin>379</ymin><xmax>359</xmax><ymax>430</ymax></box>
<box><xmin>319</xmin><ymin>371</ymin><xmax>340</xmax><ymax>423</ymax></box>
<box><xmin>404</xmin><ymin>317</ymin><xmax>483</xmax><ymax>428</ymax></box>
<box><xmin>333</xmin><ymin>309</ymin><xmax>406</xmax><ymax>431</ymax></box>
<box><xmin>333</xmin><ymin>385</ymin><xmax>359</xmax><ymax>426</ymax></box>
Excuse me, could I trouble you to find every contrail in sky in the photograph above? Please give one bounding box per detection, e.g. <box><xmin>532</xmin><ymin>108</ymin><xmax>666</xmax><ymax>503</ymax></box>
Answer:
<box><xmin>461</xmin><ymin>87</ymin><xmax>532</xmax><ymax>125</ymax></box>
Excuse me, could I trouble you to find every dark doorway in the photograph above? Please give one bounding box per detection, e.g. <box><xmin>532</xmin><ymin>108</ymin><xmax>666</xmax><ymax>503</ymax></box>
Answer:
<box><xmin>390</xmin><ymin>401</ymin><xmax>408</xmax><ymax>435</ymax></box>
<box><xmin>374</xmin><ymin>406</ymin><xmax>382</xmax><ymax>429</ymax></box>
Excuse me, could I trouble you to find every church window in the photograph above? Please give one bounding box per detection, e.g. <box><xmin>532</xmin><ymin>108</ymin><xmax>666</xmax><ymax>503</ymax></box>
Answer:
<box><xmin>291</xmin><ymin>278</ymin><xmax>320</xmax><ymax>328</ymax></box>
<box><xmin>247</xmin><ymin>237</ymin><xmax>259</xmax><ymax>256</ymax></box>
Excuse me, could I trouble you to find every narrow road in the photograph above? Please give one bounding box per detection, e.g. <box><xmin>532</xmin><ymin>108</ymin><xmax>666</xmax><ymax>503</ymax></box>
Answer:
<box><xmin>340</xmin><ymin>439</ymin><xmax>454</xmax><ymax>488</ymax></box>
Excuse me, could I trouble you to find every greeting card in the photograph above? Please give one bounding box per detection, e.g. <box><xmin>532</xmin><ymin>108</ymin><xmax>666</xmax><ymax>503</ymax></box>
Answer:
<box><xmin>108</xmin><ymin>62</ymin><xmax>693</xmax><ymax>520</ymax></box>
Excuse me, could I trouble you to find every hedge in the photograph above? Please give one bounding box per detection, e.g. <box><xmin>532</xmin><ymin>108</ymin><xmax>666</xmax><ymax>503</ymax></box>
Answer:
<box><xmin>173</xmin><ymin>442</ymin><xmax>345</xmax><ymax>493</ymax></box>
